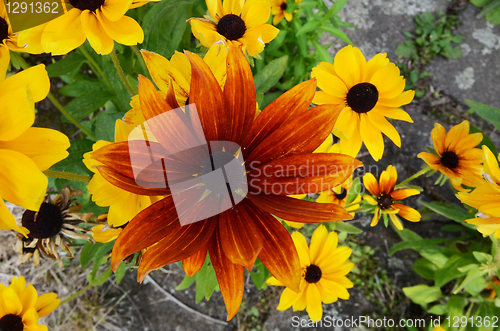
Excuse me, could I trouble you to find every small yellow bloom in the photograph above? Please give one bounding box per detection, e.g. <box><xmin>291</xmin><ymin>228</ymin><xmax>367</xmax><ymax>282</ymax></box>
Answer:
<box><xmin>418</xmin><ymin>120</ymin><xmax>484</xmax><ymax>191</ymax></box>
<box><xmin>267</xmin><ymin>225</ymin><xmax>354</xmax><ymax>321</ymax></box>
<box><xmin>312</xmin><ymin>45</ymin><xmax>415</xmax><ymax>161</ymax></box>
<box><xmin>457</xmin><ymin>146</ymin><xmax>500</xmax><ymax>237</ymax></box>
<box><xmin>0</xmin><ymin>65</ymin><xmax>70</xmax><ymax>236</ymax></box>
<box><xmin>17</xmin><ymin>0</ymin><xmax>158</xmax><ymax>55</ymax></box>
<box><xmin>269</xmin><ymin>0</ymin><xmax>302</xmax><ymax>25</ymax></box>
<box><xmin>363</xmin><ymin>165</ymin><xmax>421</xmax><ymax>230</ymax></box>
<box><xmin>189</xmin><ymin>0</ymin><xmax>279</xmax><ymax>56</ymax></box>
<box><xmin>0</xmin><ymin>275</ymin><xmax>60</xmax><ymax>331</ymax></box>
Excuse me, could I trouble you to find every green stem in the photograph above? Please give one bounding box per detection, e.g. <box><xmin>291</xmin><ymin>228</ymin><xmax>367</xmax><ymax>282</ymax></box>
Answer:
<box><xmin>131</xmin><ymin>45</ymin><xmax>151</xmax><ymax>80</ymax></box>
<box><xmin>110</xmin><ymin>49</ymin><xmax>135</xmax><ymax>95</ymax></box>
<box><xmin>43</xmin><ymin>170</ymin><xmax>91</xmax><ymax>183</ymax></box>
<box><xmin>60</xmin><ymin>283</ymin><xmax>93</xmax><ymax>306</ymax></box>
<box><xmin>47</xmin><ymin>93</ymin><xmax>96</xmax><ymax>140</ymax></box>
<box><xmin>79</xmin><ymin>45</ymin><xmax>114</xmax><ymax>93</ymax></box>
<box><xmin>395</xmin><ymin>166</ymin><xmax>431</xmax><ymax>188</ymax></box>
<box><xmin>12</xmin><ymin>52</ymin><xmax>96</xmax><ymax>140</ymax></box>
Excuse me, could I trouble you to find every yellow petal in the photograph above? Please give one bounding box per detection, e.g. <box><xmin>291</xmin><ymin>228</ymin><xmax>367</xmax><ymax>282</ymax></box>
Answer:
<box><xmin>21</xmin><ymin>307</ymin><xmax>39</xmax><ymax>327</ymax></box>
<box><xmin>189</xmin><ymin>18</ymin><xmax>220</xmax><ymax>48</ymax></box>
<box><xmin>97</xmin><ymin>10</ymin><xmax>144</xmax><ymax>45</ymax></box>
<box><xmin>309</xmin><ymin>225</ymin><xmax>328</xmax><ymax>263</ymax></box>
<box><xmin>81</xmin><ymin>10</ymin><xmax>114</xmax><ymax>55</ymax></box>
<box><xmin>484</xmin><ymin>145</ymin><xmax>500</xmax><ymax>183</ymax></box>
<box><xmin>19</xmin><ymin>283</ymin><xmax>38</xmax><ymax>315</ymax></box>
<box><xmin>266</xmin><ymin>276</ymin><xmax>284</xmax><ymax>286</ymax></box>
<box><xmin>359</xmin><ymin>113</ymin><xmax>384</xmax><ymax>161</ymax></box>
<box><xmin>0</xmin><ymin>127</ymin><xmax>70</xmax><ymax>171</ymax></box>
<box><xmin>312</xmin><ymin>62</ymin><xmax>348</xmax><ymax>99</ymax></box>
<box><xmin>242</xmin><ymin>0</ymin><xmax>271</xmax><ymax>29</ymax></box>
<box><xmin>108</xmin><ymin>194</ymin><xmax>151</xmax><ymax>227</ymax></box>
<box><xmin>368</xmin><ymin>111</ymin><xmax>401</xmax><ymax>147</ymax></box>
<box><xmin>0</xmin><ymin>150</ymin><xmax>48</xmax><ymax>210</ymax></box>
<box><xmin>313</xmin><ymin>90</ymin><xmax>343</xmax><ymax>105</ymax></box>
<box><xmin>276</xmin><ymin>287</ymin><xmax>301</xmax><ymax>310</ymax></box>
<box><xmin>333</xmin><ymin>45</ymin><xmax>366</xmax><ymax>89</ymax></box>
<box><xmin>0</xmin><ymin>44</ymin><xmax>9</xmax><ymax>80</ymax></box>
<box><xmin>207</xmin><ymin>0</ymin><xmax>223</xmax><ymax>20</ymax></box>
<box><xmin>16</xmin><ymin>23</ymin><xmax>46</xmax><ymax>55</ymax></box>
<box><xmin>42</xmin><ymin>9</ymin><xmax>86</xmax><ymax>55</ymax></box>
<box><xmin>35</xmin><ymin>293</ymin><xmax>60</xmax><ymax>317</ymax></box>
<box><xmin>87</xmin><ymin>172</ymin><xmax>130</xmax><ymax>207</ymax></box>
<box><xmin>0</xmin><ymin>199</ymin><xmax>29</xmax><ymax>236</ymax></box>
<box><xmin>313</xmin><ymin>134</ymin><xmax>333</xmax><ymax>153</ymax></box>
<box><xmin>389</xmin><ymin>213</ymin><xmax>403</xmax><ymax>230</ymax></box>
<box><xmin>256</xmin><ymin>23</ymin><xmax>279</xmax><ymax>43</ymax></box>
<box><xmin>101</xmin><ymin>0</ymin><xmax>132</xmax><ymax>22</ymax></box>
<box><xmin>0</xmin><ymin>86</ymin><xmax>34</xmax><ymax>141</ymax></box>
<box><xmin>92</xmin><ymin>224</ymin><xmax>122</xmax><ymax>243</ymax></box>
<box><xmin>240</xmin><ymin>27</ymin><xmax>265</xmax><ymax>56</ymax></box>
<box><xmin>223</xmin><ymin>0</ymin><xmax>243</xmax><ymax>15</ymax></box>
<box><xmin>291</xmin><ymin>231</ymin><xmax>310</xmax><ymax>267</ymax></box>
<box><xmin>1</xmin><ymin>287</ymin><xmax>23</xmax><ymax>315</ymax></box>
<box><xmin>305</xmin><ymin>283</ymin><xmax>323</xmax><ymax>322</ymax></box>
<box><xmin>315</xmin><ymin>232</ymin><xmax>339</xmax><ymax>266</ymax></box>
<box><xmin>333</xmin><ymin>108</ymin><xmax>357</xmax><ymax>140</ymax></box>
<box><xmin>0</xmin><ymin>64</ymin><xmax>50</xmax><ymax>103</ymax></box>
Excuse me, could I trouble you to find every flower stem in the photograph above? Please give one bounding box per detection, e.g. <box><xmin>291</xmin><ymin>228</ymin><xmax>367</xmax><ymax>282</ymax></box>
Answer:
<box><xmin>43</xmin><ymin>170</ymin><xmax>91</xmax><ymax>183</ymax></box>
<box><xmin>60</xmin><ymin>283</ymin><xmax>93</xmax><ymax>306</ymax></box>
<box><xmin>110</xmin><ymin>49</ymin><xmax>135</xmax><ymax>95</ymax></box>
<box><xmin>79</xmin><ymin>45</ymin><xmax>113</xmax><ymax>93</ymax></box>
<box><xmin>396</xmin><ymin>166</ymin><xmax>431</xmax><ymax>188</ymax></box>
<box><xmin>11</xmin><ymin>52</ymin><xmax>96</xmax><ymax>140</ymax></box>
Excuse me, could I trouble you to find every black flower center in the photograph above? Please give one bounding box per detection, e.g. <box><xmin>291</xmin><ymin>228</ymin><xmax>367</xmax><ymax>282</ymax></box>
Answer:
<box><xmin>22</xmin><ymin>202</ymin><xmax>64</xmax><ymax>239</ymax></box>
<box><xmin>217</xmin><ymin>14</ymin><xmax>246</xmax><ymax>41</ymax></box>
<box><xmin>202</xmin><ymin>151</ymin><xmax>244</xmax><ymax>195</ymax></box>
<box><xmin>334</xmin><ymin>186</ymin><xmax>347</xmax><ymax>200</ymax></box>
<box><xmin>441</xmin><ymin>150</ymin><xmax>459</xmax><ymax>169</ymax></box>
<box><xmin>69</xmin><ymin>0</ymin><xmax>105</xmax><ymax>11</ymax></box>
<box><xmin>378</xmin><ymin>194</ymin><xmax>393</xmax><ymax>210</ymax></box>
<box><xmin>280</xmin><ymin>2</ymin><xmax>288</xmax><ymax>10</ymax></box>
<box><xmin>0</xmin><ymin>17</ymin><xmax>9</xmax><ymax>42</ymax></box>
<box><xmin>305</xmin><ymin>264</ymin><xmax>322</xmax><ymax>283</ymax></box>
<box><xmin>346</xmin><ymin>83</ymin><xmax>379</xmax><ymax>113</ymax></box>
<box><xmin>0</xmin><ymin>314</ymin><xmax>24</xmax><ymax>331</ymax></box>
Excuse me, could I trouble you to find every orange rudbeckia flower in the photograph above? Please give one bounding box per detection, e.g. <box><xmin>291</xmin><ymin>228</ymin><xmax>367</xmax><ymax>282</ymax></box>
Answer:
<box><xmin>89</xmin><ymin>46</ymin><xmax>362</xmax><ymax>319</ymax></box>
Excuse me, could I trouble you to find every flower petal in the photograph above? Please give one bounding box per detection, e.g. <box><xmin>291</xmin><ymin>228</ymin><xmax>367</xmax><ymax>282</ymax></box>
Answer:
<box><xmin>379</xmin><ymin>165</ymin><xmax>397</xmax><ymax>194</ymax></box>
<box><xmin>359</xmin><ymin>113</ymin><xmax>384</xmax><ymax>161</ymax></box>
<box><xmin>219</xmin><ymin>203</ymin><xmax>263</xmax><ymax>270</ymax></box>
<box><xmin>276</xmin><ymin>287</ymin><xmax>301</xmax><ymax>310</ymax></box>
<box><xmin>390</xmin><ymin>188</ymin><xmax>420</xmax><ymax>201</ymax></box>
<box><xmin>208</xmin><ymin>231</ymin><xmax>245</xmax><ymax>321</ymax></box>
<box><xmin>97</xmin><ymin>10</ymin><xmax>143</xmax><ymax>45</ymax></box>
<box><xmin>101</xmin><ymin>0</ymin><xmax>132</xmax><ymax>21</ymax></box>
<box><xmin>36</xmin><ymin>293</ymin><xmax>60</xmax><ymax>318</ymax></box>
<box><xmin>291</xmin><ymin>231</ymin><xmax>311</xmax><ymax>267</ymax></box>
<box><xmin>0</xmin><ymin>199</ymin><xmax>29</xmax><ymax>236</ymax></box>
<box><xmin>309</xmin><ymin>225</ymin><xmax>328</xmax><ymax>263</ymax></box>
<box><xmin>393</xmin><ymin>204</ymin><xmax>421</xmax><ymax>222</ymax></box>
<box><xmin>362</xmin><ymin>173</ymin><xmax>380</xmax><ymax>196</ymax></box>
<box><xmin>80</xmin><ymin>10</ymin><xmax>114</xmax><ymax>55</ymax></box>
<box><xmin>0</xmin><ymin>85</ymin><xmax>34</xmax><ymax>141</ymax></box>
<box><xmin>182</xmin><ymin>246</ymin><xmax>208</xmax><ymax>277</ymax></box>
<box><xmin>333</xmin><ymin>45</ymin><xmax>366</xmax><ymax>89</ymax></box>
<box><xmin>42</xmin><ymin>9</ymin><xmax>86</xmax><ymax>55</ymax></box>
<box><xmin>367</xmin><ymin>111</ymin><xmax>401</xmax><ymax>147</ymax></box>
<box><xmin>0</xmin><ymin>64</ymin><xmax>49</xmax><ymax>102</ymax></box>
<box><xmin>242</xmin><ymin>0</ymin><xmax>271</xmax><ymax>29</ymax></box>
<box><xmin>306</xmin><ymin>283</ymin><xmax>323</xmax><ymax>322</ymax></box>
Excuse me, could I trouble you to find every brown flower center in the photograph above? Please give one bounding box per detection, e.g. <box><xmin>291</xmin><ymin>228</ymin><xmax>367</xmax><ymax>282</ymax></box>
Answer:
<box><xmin>334</xmin><ymin>186</ymin><xmax>347</xmax><ymax>200</ymax></box>
<box><xmin>305</xmin><ymin>264</ymin><xmax>322</xmax><ymax>283</ymax></box>
<box><xmin>280</xmin><ymin>2</ymin><xmax>288</xmax><ymax>10</ymax></box>
<box><xmin>441</xmin><ymin>150</ymin><xmax>459</xmax><ymax>169</ymax></box>
<box><xmin>346</xmin><ymin>83</ymin><xmax>379</xmax><ymax>113</ymax></box>
<box><xmin>378</xmin><ymin>194</ymin><xmax>393</xmax><ymax>209</ymax></box>
<box><xmin>69</xmin><ymin>0</ymin><xmax>105</xmax><ymax>11</ymax></box>
<box><xmin>0</xmin><ymin>17</ymin><xmax>9</xmax><ymax>42</ymax></box>
<box><xmin>0</xmin><ymin>314</ymin><xmax>24</xmax><ymax>331</ymax></box>
<box><xmin>22</xmin><ymin>202</ymin><xmax>64</xmax><ymax>239</ymax></box>
<box><xmin>217</xmin><ymin>14</ymin><xmax>246</xmax><ymax>41</ymax></box>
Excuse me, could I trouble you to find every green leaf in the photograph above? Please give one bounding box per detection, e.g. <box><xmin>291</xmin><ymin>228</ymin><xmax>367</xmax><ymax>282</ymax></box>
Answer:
<box><xmin>195</xmin><ymin>262</ymin><xmax>207</xmax><ymax>303</ymax></box>
<box><xmin>466</xmin><ymin>99</ymin><xmax>500</xmax><ymax>131</ymax></box>
<box><xmin>64</xmin><ymin>91</ymin><xmax>114</xmax><ymax>121</ymax></box>
<box><xmin>330</xmin><ymin>221</ymin><xmax>363</xmax><ymax>234</ymax></box>
<box><xmin>473</xmin><ymin>251</ymin><xmax>493</xmax><ymax>264</ymax></box>
<box><xmin>311</xmin><ymin>40</ymin><xmax>333</xmax><ymax>63</ymax></box>
<box><xmin>50</xmin><ymin>139</ymin><xmax>94</xmax><ymax>176</ymax></box>
<box><xmin>94</xmin><ymin>112</ymin><xmax>124</xmax><ymax>142</ymax></box>
<box><xmin>318</xmin><ymin>24</ymin><xmax>352</xmax><ymax>44</ymax></box>
<box><xmin>412</xmin><ymin>258</ymin><xmax>439</xmax><ymax>280</ymax></box>
<box><xmin>114</xmin><ymin>262</ymin><xmax>127</xmax><ymax>285</ymax></box>
<box><xmin>60</xmin><ymin>80</ymin><xmax>104</xmax><ymax>98</ymax></box>
<box><xmin>81</xmin><ymin>242</ymin><xmax>103</xmax><ymax>268</ymax></box>
<box><xmin>446</xmin><ymin>295</ymin><xmax>468</xmax><ymax>318</ymax></box>
<box><xmin>295</xmin><ymin>20</ymin><xmax>321</xmax><ymax>36</ymax></box>
<box><xmin>46</xmin><ymin>53</ymin><xmax>86</xmax><ymax>78</ymax></box>
<box><xmin>253</xmin><ymin>55</ymin><xmax>288</xmax><ymax>94</ymax></box>
<box><xmin>249</xmin><ymin>259</ymin><xmax>271</xmax><ymax>289</ymax></box>
<box><xmin>403</xmin><ymin>285</ymin><xmax>442</xmax><ymax>307</ymax></box>
<box><xmin>176</xmin><ymin>273</ymin><xmax>196</xmax><ymax>290</ymax></box>
<box><xmin>469</xmin><ymin>124</ymin><xmax>498</xmax><ymax>156</ymax></box>
<box><xmin>88</xmin><ymin>266</ymin><xmax>113</xmax><ymax>286</ymax></box>
<box><xmin>428</xmin><ymin>304</ymin><xmax>447</xmax><ymax>315</ymax></box>
<box><xmin>453</xmin><ymin>264</ymin><xmax>487</xmax><ymax>294</ymax></box>
<box><xmin>419</xmin><ymin>200</ymin><xmax>468</xmax><ymax>223</ymax></box>
<box><xmin>204</xmin><ymin>262</ymin><xmax>218</xmax><ymax>300</ymax></box>
<box><xmin>389</xmin><ymin>238</ymin><xmax>448</xmax><ymax>256</ymax></box>
<box><xmin>395</xmin><ymin>228</ymin><xmax>423</xmax><ymax>242</ymax></box>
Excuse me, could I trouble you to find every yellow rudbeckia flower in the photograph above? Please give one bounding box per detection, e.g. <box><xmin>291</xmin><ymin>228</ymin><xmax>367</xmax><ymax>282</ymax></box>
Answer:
<box><xmin>17</xmin><ymin>0</ymin><xmax>158</xmax><ymax>55</ymax></box>
<box><xmin>312</xmin><ymin>45</ymin><xmax>415</xmax><ymax>161</ymax></box>
<box><xmin>363</xmin><ymin>165</ymin><xmax>421</xmax><ymax>230</ymax></box>
<box><xmin>267</xmin><ymin>225</ymin><xmax>354</xmax><ymax>322</ymax></box>
<box><xmin>269</xmin><ymin>0</ymin><xmax>302</xmax><ymax>25</ymax></box>
<box><xmin>0</xmin><ymin>65</ymin><xmax>70</xmax><ymax>236</ymax></box>
<box><xmin>457</xmin><ymin>146</ymin><xmax>500</xmax><ymax>238</ymax></box>
<box><xmin>418</xmin><ymin>120</ymin><xmax>484</xmax><ymax>191</ymax></box>
<box><xmin>189</xmin><ymin>0</ymin><xmax>279</xmax><ymax>56</ymax></box>
<box><xmin>0</xmin><ymin>275</ymin><xmax>60</xmax><ymax>331</ymax></box>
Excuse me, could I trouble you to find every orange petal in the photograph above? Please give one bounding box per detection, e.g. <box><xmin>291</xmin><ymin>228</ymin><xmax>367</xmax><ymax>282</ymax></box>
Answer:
<box><xmin>223</xmin><ymin>46</ymin><xmax>256</xmax><ymax>145</ymax></box>
<box><xmin>137</xmin><ymin>216</ymin><xmax>217</xmax><ymax>281</ymax></box>
<box><xmin>243</xmin><ymin>79</ymin><xmax>317</xmax><ymax>154</ymax></box>
<box><xmin>208</xmin><ymin>231</ymin><xmax>245</xmax><ymax>321</ymax></box>
<box><xmin>96</xmin><ymin>165</ymin><xmax>170</xmax><ymax>196</ymax></box>
<box><xmin>390</xmin><ymin>188</ymin><xmax>420</xmax><ymax>201</ymax></box>
<box><xmin>246</xmin><ymin>104</ymin><xmax>342</xmax><ymax>165</ymax></box>
<box><xmin>393</xmin><ymin>204</ymin><xmax>421</xmax><ymax>222</ymax></box>
<box><xmin>111</xmin><ymin>198</ymin><xmax>180</xmax><ymax>270</ymax></box>
<box><xmin>248</xmin><ymin>200</ymin><xmax>301</xmax><ymax>292</ymax></box>
<box><xmin>247</xmin><ymin>194</ymin><xmax>353</xmax><ymax>223</ymax></box>
<box><xmin>185</xmin><ymin>51</ymin><xmax>226</xmax><ymax>142</ymax></box>
<box><xmin>183</xmin><ymin>246</ymin><xmax>208</xmax><ymax>276</ymax></box>
<box><xmin>218</xmin><ymin>203</ymin><xmax>263</xmax><ymax>270</ymax></box>
<box><xmin>248</xmin><ymin>153</ymin><xmax>362</xmax><ymax>195</ymax></box>
<box><xmin>379</xmin><ymin>165</ymin><xmax>397</xmax><ymax>194</ymax></box>
<box><xmin>362</xmin><ymin>173</ymin><xmax>380</xmax><ymax>196</ymax></box>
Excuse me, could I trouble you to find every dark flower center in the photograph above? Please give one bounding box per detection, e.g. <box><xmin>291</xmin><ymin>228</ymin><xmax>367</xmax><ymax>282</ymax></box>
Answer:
<box><xmin>0</xmin><ymin>17</ymin><xmax>9</xmax><ymax>42</ymax></box>
<box><xmin>69</xmin><ymin>0</ymin><xmax>105</xmax><ymax>11</ymax></box>
<box><xmin>217</xmin><ymin>14</ymin><xmax>246</xmax><ymax>41</ymax></box>
<box><xmin>441</xmin><ymin>150</ymin><xmax>459</xmax><ymax>169</ymax></box>
<box><xmin>202</xmin><ymin>151</ymin><xmax>244</xmax><ymax>195</ymax></box>
<box><xmin>305</xmin><ymin>264</ymin><xmax>322</xmax><ymax>283</ymax></box>
<box><xmin>346</xmin><ymin>83</ymin><xmax>379</xmax><ymax>113</ymax></box>
<box><xmin>378</xmin><ymin>194</ymin><xmax>393</xmax><ymax>209</ymax></box>
<box><xmin>334</xmin><ymin>186</ymin><xmax>347</xmax><ymax>200</ymax></box>
<box><xmin>280</xmin><ymin>2</ymin><xmax>288</xmax><ymax>10</ymax></box>
<box><xmin>22</xmin><ymin>202</ymin><xmax>64</xmax><ymax>239</ymax></box>
<box><xmin>0</xmin><ymin>314</ymin><xmax>24</xmax><ymax>331</ymax></box>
